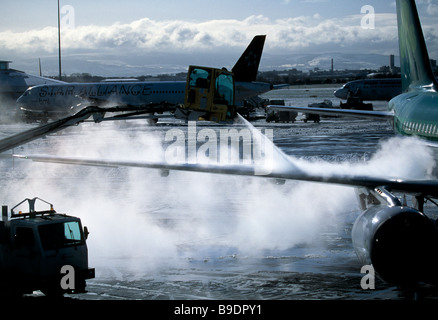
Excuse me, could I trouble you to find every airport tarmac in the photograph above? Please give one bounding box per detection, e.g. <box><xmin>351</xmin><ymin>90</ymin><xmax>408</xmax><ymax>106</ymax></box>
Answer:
<box><xmin>2</xmin><ymin>86</ymin><xmax>438</xmax><ymax>300</ymax></box>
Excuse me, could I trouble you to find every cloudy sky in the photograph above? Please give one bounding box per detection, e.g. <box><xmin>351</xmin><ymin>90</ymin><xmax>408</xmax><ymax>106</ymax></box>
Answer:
<box><xmin>1</xmin><ymin>0</ymin><xmax>438</xmax><ymax>76</ymax></box>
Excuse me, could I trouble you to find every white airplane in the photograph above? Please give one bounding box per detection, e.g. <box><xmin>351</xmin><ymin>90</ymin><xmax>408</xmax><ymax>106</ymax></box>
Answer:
<box><xmin>334</xmin><ymin>78</ymin><xmax>402</xmax><ymax>101</ymax></box>
<box><xmin>16</xmin><ymin>35</ymin><xmax>272</xmax><ymax>122</ymax></box>
<box><xmin>14</xmin><ymin>0</ymin><xmax>438</xmax><ymax>290</ymax></box>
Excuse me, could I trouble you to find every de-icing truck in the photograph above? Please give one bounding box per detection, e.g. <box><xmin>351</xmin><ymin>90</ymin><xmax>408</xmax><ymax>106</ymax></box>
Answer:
<box><xmin>0</xmin><ymin>198</ymin><xmax>94</xmax><ymax>296</ymax></box>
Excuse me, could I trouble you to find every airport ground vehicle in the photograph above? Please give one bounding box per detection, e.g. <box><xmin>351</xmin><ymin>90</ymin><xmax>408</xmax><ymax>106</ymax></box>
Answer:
<box><xmin>340</xmin><ymin>96</ymin><xmax>373</xmax><ymax>111</ymax></box>
<box><xmin>266</xmin><ymin>100</ymin><xmax>297</xmax><ymax>123</ymax></box>
<box><xmin>175</xmin><ymin>66</ymin><xmax>237</xmax><ymax>123</ymax></box>
<box><xmin>0</xmin><ymin>198</ymin><xmax>94</xmax><ymax>297</ymax></box>
<box><xmin>266</xmin><ymin>110</ymin><xmax>297</xmax><ymax>123</ymax></box>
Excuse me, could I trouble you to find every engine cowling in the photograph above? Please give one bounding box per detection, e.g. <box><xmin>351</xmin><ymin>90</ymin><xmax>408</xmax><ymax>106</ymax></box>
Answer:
<box><xmin>352</xmin><ymin>205</ymin><xmax>438</xmax><ymax>286</ymax></box>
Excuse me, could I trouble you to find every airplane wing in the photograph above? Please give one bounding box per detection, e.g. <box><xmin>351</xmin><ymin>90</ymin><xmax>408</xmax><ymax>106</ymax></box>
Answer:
<box><xmin>0</xmin><ymin>106</ymin><xmax>104</xmax><ymax>154</ymax></box>
<box><xmin>0</xmin><ymin>104</ymin><xmax>180</xmax><ymax>154</ymax></box>
<box><xmin>272</xmin><ymin>84</ymin><xmax>289</xmax><ymax>90</ymax></box>
<box><xmin>267</xmin><ymin>105</ymin><xmax>394</xmax><ymax>120</ymax></box>
<box><xmin>13</xmin><ymin>153</ymin><xmax>438</xmax><ymax>198</ymax></box>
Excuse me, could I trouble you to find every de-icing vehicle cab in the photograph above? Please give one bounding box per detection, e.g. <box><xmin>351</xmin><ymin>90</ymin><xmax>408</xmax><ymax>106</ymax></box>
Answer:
<box><xmin>0</xmin><ymin>197</ymin><xmax>94</xmax><ymax>297</ymax></box>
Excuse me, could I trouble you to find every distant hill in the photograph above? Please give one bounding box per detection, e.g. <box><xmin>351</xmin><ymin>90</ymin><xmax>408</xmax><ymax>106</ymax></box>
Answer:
<box><xmin>10</xmin><ymin>52</ymin><xmax>399</xmax><ymax>78</ymax></box>
<box><xmin>259</xmin><ymin>52</ymin><xmax>398</xmax><ymax>72</ymax></box>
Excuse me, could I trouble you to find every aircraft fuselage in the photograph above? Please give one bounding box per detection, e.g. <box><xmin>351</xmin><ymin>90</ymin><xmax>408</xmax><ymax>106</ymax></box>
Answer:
<box><xmin>17</xmin><ymin>81</ymin><xmax>186</xmax><ymax>116</ymax></box>
<box><xmin>17</xmin><ymin>80</ymin><xmax>272</xmax><ymax>120</ymax></box>
<box><xmin>389</xmin><ymin>87</ymin><xmax>438</xmax><ymax>141</ymax></box>
<box><xmin>334</xmin><ymin>78</ymin><xmax>402</xmax><ymax>101</ymax></box>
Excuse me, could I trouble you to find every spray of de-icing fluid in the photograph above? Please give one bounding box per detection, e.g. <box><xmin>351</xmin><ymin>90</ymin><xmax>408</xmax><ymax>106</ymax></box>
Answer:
<box><xmin>2</xmin><ymin>119</ymin><xmax>435</xmax><ymax>277</ymax></box>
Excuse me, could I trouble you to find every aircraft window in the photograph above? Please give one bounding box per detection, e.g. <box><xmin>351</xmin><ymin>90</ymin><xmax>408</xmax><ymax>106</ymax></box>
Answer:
<box><xmin>39</xmin><ymin>221</ymin><xmax>84</xmax><ymax>250</ymax></box>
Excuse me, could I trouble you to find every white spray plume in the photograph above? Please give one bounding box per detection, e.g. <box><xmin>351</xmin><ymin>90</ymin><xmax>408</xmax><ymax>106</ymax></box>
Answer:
<box><xmin>3</xmin><ymin>121</ymin><xmax>435</xmax><ymax>273</ymax></box>
<box><xmin>291</xmin><ymin>136</ymin><xmax>436</xmax><ymax>180</ymax></box>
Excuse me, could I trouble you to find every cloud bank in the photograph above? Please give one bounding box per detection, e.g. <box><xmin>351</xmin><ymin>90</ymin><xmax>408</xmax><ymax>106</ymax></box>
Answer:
<box><xmin>0</xmin><ymin>13</ymin><xmax>400</xmax><ymax>56</ymax></box>
<box><xmin>4</xmin><ymin>11</ymin><xmax>438</xmax><ymax>77</ymax></box>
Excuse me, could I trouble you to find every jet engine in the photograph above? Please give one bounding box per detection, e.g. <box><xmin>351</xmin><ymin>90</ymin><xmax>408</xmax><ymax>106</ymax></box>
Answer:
<box><xmin>352</xmin><ymin>203</ymin><xmax>438</xmax><ymax>286</ymax></box>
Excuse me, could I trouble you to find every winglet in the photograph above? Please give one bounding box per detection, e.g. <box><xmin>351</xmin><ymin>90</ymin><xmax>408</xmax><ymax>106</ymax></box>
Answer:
<box><xmin>397</xmin><ymin>0</ymin><xmax>438</xmax><ymax>92</ymax></box>
<box><xmin>232</xmin><ymin>35</ymin><xmax>266</xmax><ymax>82</ymax></box>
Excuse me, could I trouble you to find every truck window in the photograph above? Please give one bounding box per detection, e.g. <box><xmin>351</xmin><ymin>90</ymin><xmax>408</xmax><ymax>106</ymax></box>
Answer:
<box><xmin>215</xmin><ymin>73</ymin><xmax>234</xmax><ymax>105</ymax></box>
<box><xmin>15</xmin><ymin>227</ymin><xmax>35</xmax><ymax>248</ymax></box>
<box><xmin>64</xmin><ymin>221</ymin><xmax>82</xmax><ymax>243</ymax></box>
<box><xmin>189</xmin><ymin>68</ymin><xmax>211</xmax><ymax>88</ymax></box>
<box><xmin>39</xmin><ymin>221</ymin><xmax>84</xmax><ymax>250</ymax></box>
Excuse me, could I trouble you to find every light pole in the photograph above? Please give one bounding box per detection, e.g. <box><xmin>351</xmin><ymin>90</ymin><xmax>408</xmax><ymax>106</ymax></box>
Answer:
<box><xmin>58</xmin><ymin>0</ymin><xmax>62</xmax><ymax>81</ymax></box>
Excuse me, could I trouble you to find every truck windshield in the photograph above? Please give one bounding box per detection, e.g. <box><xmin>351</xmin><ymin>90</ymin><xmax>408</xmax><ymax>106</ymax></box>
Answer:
<box><xmin>189</xmin><ymin>68</ymin><xmax>211</xmax><ymax>88</ymax></box>
<box><xmin>39</xmin><ymin>221</ymin><xmax>84</xmax><ymax>250</ymax></box>
<box><xmin>215</xmin><ymin>73</ymin><xmax>234</xmax><ymax>105</ymax></box>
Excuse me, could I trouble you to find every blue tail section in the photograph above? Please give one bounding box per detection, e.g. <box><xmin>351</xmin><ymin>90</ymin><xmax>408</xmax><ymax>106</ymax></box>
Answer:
<box><xmin>232</xmin><ymin>35</ymin><xmax>266</xmax><ymax>82</ymax></box>
<box><xmin>397</xmin><ymin>0</ymin><xmax>438</xmax><ymax>92</ymax></box>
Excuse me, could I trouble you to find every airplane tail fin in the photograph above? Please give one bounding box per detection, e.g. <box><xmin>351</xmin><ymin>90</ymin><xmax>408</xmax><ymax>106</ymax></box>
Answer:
<box><xmin>232</xmin><ymin>35</ymin><xmax>266</xmax><ymax>82</ymax></box>
<box><xmin>397</xmin><ymin>0</ymin><xmax>438</xmax><ymax>92</ymax></box>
